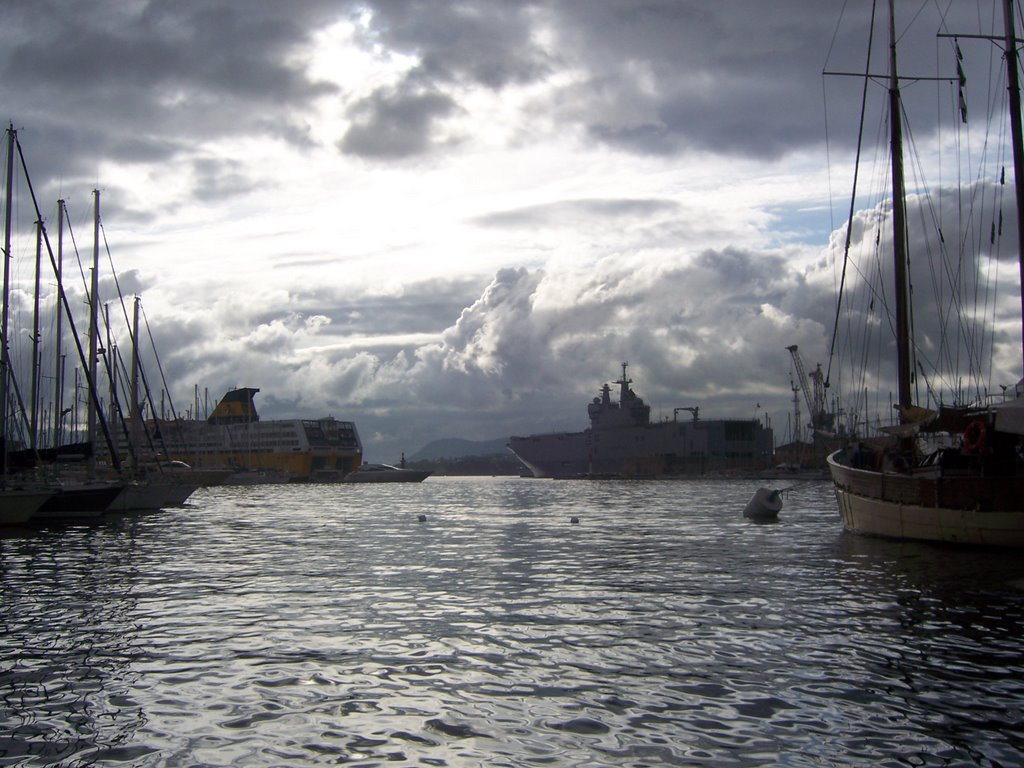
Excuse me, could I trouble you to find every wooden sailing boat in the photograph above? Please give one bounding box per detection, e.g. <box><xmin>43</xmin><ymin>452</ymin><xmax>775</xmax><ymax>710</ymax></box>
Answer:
<box><xmin>826</xmin><ymin>0</ymin><xmax>1024</xmax><ymax>548</ymax></box>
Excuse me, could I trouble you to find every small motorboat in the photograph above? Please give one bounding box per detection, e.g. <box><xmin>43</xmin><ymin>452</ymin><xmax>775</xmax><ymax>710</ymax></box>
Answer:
<box><xmin>342</xmin><ymin>463</ymin><xmax>432</xmax><ymax>484</ymax></box>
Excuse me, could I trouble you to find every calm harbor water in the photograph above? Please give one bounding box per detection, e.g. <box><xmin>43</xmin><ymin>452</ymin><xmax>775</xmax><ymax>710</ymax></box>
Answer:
<box><xmin>1</xmin><ymin>477</ymin><xmax>1022</xmax><ymax>767</ymax></box>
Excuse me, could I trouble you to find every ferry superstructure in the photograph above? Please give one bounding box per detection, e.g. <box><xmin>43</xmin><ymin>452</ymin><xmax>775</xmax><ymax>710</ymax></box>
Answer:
<box><xmin>509</xmin><ymin>363</ymin><xmax>773</xmax><ymax>478</ymax></box>
<box><xmin>150</xmin><ymin>388</ymin><xmax>362</xmax><ymax>482</ymax></box>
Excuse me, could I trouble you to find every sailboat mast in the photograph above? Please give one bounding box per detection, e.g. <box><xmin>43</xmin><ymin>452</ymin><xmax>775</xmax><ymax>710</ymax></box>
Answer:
<box><xmin>30</xmin><ymin>221</ymin><xmax>42</xmax><ymax>449</ymax></box>
<box><xmin>888</xmin><ymin>0</ymin><xmax>914</xmax><ymax>416</ymax></box>
<box><xmin>1003</xmin><ymin>0</ymin><xmax>1024</xmax><ymax>372</ymax></box>
<box><xmin>53</xmin><ymin>200</ymin><xmax>64</xmax><ymax>448</ymax></box>
<box><xmin>130</xmin><ymin>296</ymin><xmax>141</xmax><ymax>473</ymax></box>
<box><xmin>87</xmin><ymin>189</ymin><xmax>100</xmax><ymax>475</ymax></box>
<box><xmin>1</xmin><ymin>126</ymin><xmax>14</xmax><ymax>457</ymax></box>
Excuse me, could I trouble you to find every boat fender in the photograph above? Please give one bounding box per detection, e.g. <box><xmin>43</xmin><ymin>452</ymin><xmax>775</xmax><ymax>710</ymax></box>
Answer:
<box><xmin>962</xmin><ymin>419</ymin><xmax>987</xmax><ymax>454</ymax></box>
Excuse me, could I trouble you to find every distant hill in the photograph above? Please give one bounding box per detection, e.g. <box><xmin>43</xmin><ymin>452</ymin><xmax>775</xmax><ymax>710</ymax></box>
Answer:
<box><xmin>409</xmin><ymin>437</ymin><xmax>510</xmax><ymax>461</ymax></box>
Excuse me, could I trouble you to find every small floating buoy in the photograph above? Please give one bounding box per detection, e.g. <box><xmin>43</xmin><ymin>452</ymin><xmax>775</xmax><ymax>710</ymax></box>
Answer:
<box><xmin>743</xmin><ymin>487</ymin><xmax>783</xmax><ymax>520</ymax></box>
<box><xmin>417</xmin><ymin>514</ymin><xmax>427</xmax><ymax>522</ymax></box>
<box><xmin>570</xmin><ymin>516</ymin><xmax>580</xmax><ymax>524</ymax></box>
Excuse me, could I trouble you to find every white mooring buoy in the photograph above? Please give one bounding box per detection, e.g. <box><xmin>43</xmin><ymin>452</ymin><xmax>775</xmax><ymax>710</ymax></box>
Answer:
<box><xmin>743</xmin><ymin>487</ymin><xmax>783</xmax><ymax>520</ymax></box>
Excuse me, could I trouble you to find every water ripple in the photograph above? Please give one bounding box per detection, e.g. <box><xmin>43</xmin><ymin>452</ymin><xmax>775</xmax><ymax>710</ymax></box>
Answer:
<box><xmin>1</xmin><ymin>478</ymin><xmax>1022</xmax><ymax>766</ymax></box>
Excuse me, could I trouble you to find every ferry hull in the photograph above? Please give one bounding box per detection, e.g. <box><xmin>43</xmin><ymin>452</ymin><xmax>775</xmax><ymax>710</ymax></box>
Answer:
<box><xmin>827</xmin><ymin>451</ymin><xmax>1024</xmax><ymax>548</ymax></box>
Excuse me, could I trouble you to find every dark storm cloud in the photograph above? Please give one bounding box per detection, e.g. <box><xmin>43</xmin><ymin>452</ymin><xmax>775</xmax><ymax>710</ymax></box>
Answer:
<box><xmin>2</xmin><ymin>0</ymin><xmax>1001</xmax><ymax>180</ymax></box>
<box><xmin>190</xmin><ymin>157</ymin><xmax>264</xmax><ymax>203</ymax></box>
<box><xmin>5</xmin><ymin>0</ymin><xmax>339</xmax><ymax>112</ymax></box>
<box><xmin>340</xmin><ymin>86</ymin><xmax>460</xmax><ymax>159</ymax></box>
<box><xmin>274</xmin><ymin>277</ymin><xmax>487</xmax><ymax>339</ymax></box>
<box><xmin>2</xmin><ymin>0</ymin><xmax>339</xmax><ymax>185</ymax></box>
<box><xmin>337</xmin><ymin>1</ymin><xmax>550</xmax><ymax>159</ymax></box>
<box><xmin>366</xmin><ymin>0</ymin><xmax>551</xmax><ymax>89</ymax></box>
<box><xmin>546</xmin><ymin>1</ymin><xmax>838</xmax><ymax>157</ymax></box>
<box><xmin>355</xmin><ymin>1</ymin><xmax>1005</xmax><ymax>160</ymax></box>
<box><xmin>475</xmin><ymin>198</ymin><xmax>679</xmax><ymax>228</ymax></box>
<box><xmin>348</xmin><ymin>0</ymin><xmax>840</xmax><ymax>160</ymax></box>
<box><xmin>693</xmin><ymin>247</ymin><xmax>786</xmax><ymax>288</ymax></box>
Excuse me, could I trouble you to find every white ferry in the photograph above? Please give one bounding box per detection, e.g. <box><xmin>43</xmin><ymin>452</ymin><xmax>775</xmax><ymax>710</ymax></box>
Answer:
<box><xmin>148</xmin><ymin>388</ymin><xmax>362</xmax><ymax>482</ymax></box>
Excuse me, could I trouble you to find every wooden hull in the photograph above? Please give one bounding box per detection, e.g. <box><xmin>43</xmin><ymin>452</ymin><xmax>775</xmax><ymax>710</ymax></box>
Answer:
<box><xmin>827</xmin><ymin>450</ymin><xmax>1024</xmax><ymax>548</ymax></box>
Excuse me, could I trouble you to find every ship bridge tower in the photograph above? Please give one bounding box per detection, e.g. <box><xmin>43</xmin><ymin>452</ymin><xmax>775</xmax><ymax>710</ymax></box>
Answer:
<box><xmin>588</xmin><ymin>362</ymin><xmax>652</xmax><ymax>428</ymax></box>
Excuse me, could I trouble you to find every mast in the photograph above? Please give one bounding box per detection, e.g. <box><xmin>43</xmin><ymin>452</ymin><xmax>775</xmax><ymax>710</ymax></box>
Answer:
<box><xmin>888</xmin><ymin>0</ymin><xmax>914</xmax><ymax>417</ymax></box>
<box><xmin>1</xmin><ymin>126</ymin><xmax>14</xmax><ymax>466</ymax></box>
<box><xmin>30</xmin><ymin>220</ymin><xmax>42</xmax><ymax>449</ymax></box>
<box><xmin>87</xmin><ymin>189</ymin><xmax>100</xmax><ymax>475</ymax></box>
<box><xmin>617</xmin><ymin>361</ymin><xmax>631</xmax><ymax>402</ymax></box>
<box><xmin>1003</xmin><ymin>0</ymin><xmax>1024</xmax><ymax>371</ymax></box>
<box><xmin>130</xmin><ymin>296</ymin><xmax>141</xmax><ymax>472</ymax></box>
<box><xmin>105</xmin><ymin>303</ymin><xmax>114</xmax><ymax>428</ymax></box>
<box><xmin>53</xmin><ymin>200</ymin><xmax>64</xmax><ymax>448</ymax></box>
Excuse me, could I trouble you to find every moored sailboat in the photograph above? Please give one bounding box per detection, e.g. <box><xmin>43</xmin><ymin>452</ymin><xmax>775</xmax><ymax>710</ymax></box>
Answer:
<box><xmin>0</xmin><ymin>128</ymin><xmax>225</xmax><ymax>516</ymax></box>
<box><xmin>0</xmin><ymin>127</ymin><xmax>130</xmax><ymax>518</ymax></box>
<box><xmin>0</xmin><ymin>485</ymin><xmax>55</xmax><ymax>525</ymax></box>
<box><xmin>825</xmin><ymin>0</ymin><xmax>1024</xmax><ymax>547</ymax></box>
<box><xmin>0</xmin><ymin>125</ymin><xmax>56</xmax><ymax>523</ymax></box>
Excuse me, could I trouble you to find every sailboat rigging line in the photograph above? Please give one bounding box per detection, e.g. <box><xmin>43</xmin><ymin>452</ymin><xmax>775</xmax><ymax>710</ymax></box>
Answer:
<box><xmin>1002</xmin><ymin>0</ymin><xmax>1024</xmax><ymax>373</ymax></box>
<box><xmin>825</xmin><ymin>0</ymin><xmax>879</xmax><ymax>391</ymax></box>
<box><xmin>99</xmin><ymin>221</ymin><xmax>137</xmax><ymax>346</ymax></box>
<box><xmin>937</xmin><ymin>0</ymin><xmax>1024</xmax><ymax>385</ymax></box>
<box><xmin>140</xmin><ymin>302</ymin><xmax>183</xmax><ymax>426</ymax></box>
<box><xmin>898</xmin><ymin>98</ymin><xmax>985</xmax><ymax>405</ymax></box>
<box><xmin>11</xmin><ymin>134</ymin><xmax>122</xmax><ymax>472</ymax></box>
<box><xmin>94</xmin><ymin>216</ymin><xmax>169</xmax><ymax>427</ymax></box>
<box><xmin>942</xmin><ymin>34</ymin><xmax>1004</xmax><ymax>402</ymax></box>
<box><xmin>57</xmin><ymin>207</ymin><xmax>95</xmax><ymax>309</ymax></box>
<box><xmin>45</xmin><ymin>196</ymin><xmax>161</xmax><ymax>470</ymax></box>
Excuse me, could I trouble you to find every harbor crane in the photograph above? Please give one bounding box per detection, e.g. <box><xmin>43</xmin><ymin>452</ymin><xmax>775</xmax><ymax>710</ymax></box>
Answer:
<box><xmin>790</xmin><ymin>371</ymin><xmax>802</xmax><ymax>443</ymax></box>
<box><xmin>673</xmin><ymin>406</ymin><xmax>699</xmax><ymax>423</ymax></box>
<box><xmin>786</xmin><ymin>345</ymin><xmax>834</xmax><ymax>433</ymax></box>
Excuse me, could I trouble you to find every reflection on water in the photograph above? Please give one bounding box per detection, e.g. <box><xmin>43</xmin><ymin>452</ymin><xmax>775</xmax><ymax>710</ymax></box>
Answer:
<box><xmin>2</xmin><ymin>518</ymin><xmax>149</xmax><ymax>765</ymax></box>
<box><xmin>1</xmin><ymin>478</ymin><xmax>1022</xmax><ymax>766</ymax></box>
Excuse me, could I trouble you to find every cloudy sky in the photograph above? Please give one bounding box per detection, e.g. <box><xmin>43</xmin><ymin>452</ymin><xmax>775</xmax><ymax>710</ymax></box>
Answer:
<box><xmin>2</xmin><ymin>0</ymin><xmax>1021</xmax><ymax>461</ymax></box>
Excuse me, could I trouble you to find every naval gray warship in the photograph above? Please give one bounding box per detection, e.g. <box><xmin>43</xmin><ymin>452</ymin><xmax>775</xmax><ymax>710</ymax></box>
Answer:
<box><xmin>509</xmin><ymin>362</ymin><xmax>773</xmax><ymax>478</ymax></box>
